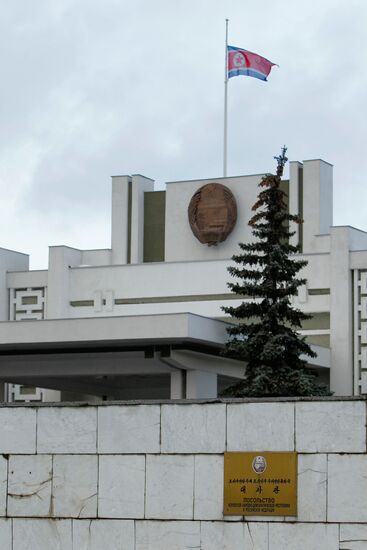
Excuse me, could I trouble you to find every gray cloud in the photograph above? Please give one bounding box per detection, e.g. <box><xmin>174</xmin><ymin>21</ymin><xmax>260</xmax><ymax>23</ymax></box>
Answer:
<box><xmin>0</xmin><ymin>0</ymin><xmax>366</xmax><ymax>268</ymax></box>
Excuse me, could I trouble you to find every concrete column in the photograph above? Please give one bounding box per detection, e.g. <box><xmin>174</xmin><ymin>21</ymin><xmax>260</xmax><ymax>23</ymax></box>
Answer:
<box><xmin>42</xmin><ymin>389</ymin><xmax>62</xmax><ymax>402</ymax></box>
<box><xmin>111</xmin><ymin>175</ymin><xmax>131</xmax><ymax>265</ymax></box>
<box><xmin>170</xmin><ymin>370</ymin><xmax>185</xmax><ymax>399</ymax></box>
<box><xmin>130</xmin><ymin>175</ymin><xmax>154</xmax><ymax>264</ymax></box>
<box><xmin>46</xmin><ymin>246</ymin><xmax>82</xmax><ymax>319</ymax></box>
<box><xmin>302</xmin><ymin>160</ymin><xmax>333</xmax><ymax>253</ymax></box>
<box><xmin>186</xmin><ymin>370</ymin><xmax>217</xmax><ymax>399</ymax></box>
<box><xmin>330</xmin><ymin>227</ymin><xmax>353</xmax><ymax>395</ymax></box>
<box><xmin>0</xmin><ymin>248</ymin><xmax>29</xmax><ymax>321</ymax></box>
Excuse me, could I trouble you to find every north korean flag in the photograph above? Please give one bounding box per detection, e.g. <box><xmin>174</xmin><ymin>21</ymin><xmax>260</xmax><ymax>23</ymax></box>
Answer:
<box><xmin>228</xmin><ymin>46</ymin><xmax>277</xmax><ymax>81</ymax></box>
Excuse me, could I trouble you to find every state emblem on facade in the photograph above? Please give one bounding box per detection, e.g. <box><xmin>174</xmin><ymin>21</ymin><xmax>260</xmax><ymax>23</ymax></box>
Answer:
<box><xmin>188</xmin><ymin>183</ymin><xmax>237</xmax><ymax>246</ymax></box>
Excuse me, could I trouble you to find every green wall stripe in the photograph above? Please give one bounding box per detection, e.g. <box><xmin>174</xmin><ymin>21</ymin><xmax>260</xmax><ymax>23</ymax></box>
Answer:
<box><xmin>114</xmin><ymin>293</ymin><xmax>244</xmax><ymax>305</ymax></box>
<box><xmin>144</xmin><ymin>191</ymin><xmax>166</xmax><ymax>263</ymax></box>
<box><xmin>305</xmin><ymin>334</ymin><xmax>330</xmax><ymax>348</ymax></box>
<box><xmin>70</xmin><ymin>294</ymin><xmax>245</xmax><ymax>307</ymax></box>
<box><xmin>127</xmin><ymin>181</ymin><xmax>132</xmax><ymax>264</ymax></box>
<box><xmin>301</xmin><ymin>312</ymin><xmax>330</xmax><ymax>330</ymax></box>
<box><xmin>298</xmin><ymin>166</ymin><xmax>303</xmax><ymax>252</ymax></box>
<box><xmin>213</xmin><ymin>312</ymin><xmax>330</xmax><ymax>330</ymax></box>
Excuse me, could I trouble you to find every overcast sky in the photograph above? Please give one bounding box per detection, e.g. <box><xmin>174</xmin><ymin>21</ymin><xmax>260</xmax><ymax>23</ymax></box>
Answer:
<box><xmin>0</xmin><ymin>0</ymin><xmax>366</xmax><ymax>269</ymax></box>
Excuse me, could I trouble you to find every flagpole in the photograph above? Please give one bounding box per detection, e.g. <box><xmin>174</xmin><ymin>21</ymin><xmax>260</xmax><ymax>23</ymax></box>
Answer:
<box><xmin>223</xmin><ymin>18</ymin><xmax>229</xmax><ymax>177</ymax></box>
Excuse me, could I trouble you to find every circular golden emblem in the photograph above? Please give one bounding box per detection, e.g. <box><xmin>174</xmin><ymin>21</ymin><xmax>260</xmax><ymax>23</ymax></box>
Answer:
<box><xmin>188</xmin><ymin>183</ymin><xmax>237</xmax><ymax>246</ymax></box>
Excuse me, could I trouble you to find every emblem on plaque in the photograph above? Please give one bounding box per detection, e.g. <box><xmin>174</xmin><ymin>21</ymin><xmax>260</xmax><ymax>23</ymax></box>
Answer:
<box><xmin>188</xmin><ymin>183</ymin><xmax>237</xmax><ymax>246</ymax></box>
<box><xmin>252</xmin><ymin>455</ymin><xmax>267</xmax><ymax>474</ymax></box>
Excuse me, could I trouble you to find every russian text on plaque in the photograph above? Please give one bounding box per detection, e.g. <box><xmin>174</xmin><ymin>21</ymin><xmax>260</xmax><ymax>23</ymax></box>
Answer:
<box><xmin>224</xmin><ymin>452</ymin><xmax>297</xmax><ymax>516</ymax></box>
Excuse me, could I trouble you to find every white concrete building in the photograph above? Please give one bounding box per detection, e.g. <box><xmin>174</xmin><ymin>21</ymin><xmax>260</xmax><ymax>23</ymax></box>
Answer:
<box><xmin>0</xmin><ymin>158</ymin><xmax>366</xmax><ymax>401</ymax></box>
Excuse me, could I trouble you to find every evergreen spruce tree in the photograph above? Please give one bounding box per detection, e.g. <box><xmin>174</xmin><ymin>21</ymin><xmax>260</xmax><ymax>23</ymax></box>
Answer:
<box><xmin>222</xmin><ymin>147</ymin><xmax>331</xmax><ymax>397</ymax></box>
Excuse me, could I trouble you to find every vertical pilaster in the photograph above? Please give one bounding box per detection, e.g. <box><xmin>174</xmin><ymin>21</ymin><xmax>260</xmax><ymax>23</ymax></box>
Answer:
<box><xmin>46</xmin><ymin>246</ymin><xmax>82</xmax><ymax>319</ymax></box>
<box><xmin>330</xmin><ymin>227</ymin><xmax>353</xmax><ymax>395</ymax></box>
<box><xmin>0</xmin><ymin>249</ymin><xmax>29</xmax><ymax>321</ymax></box>
<box><xmin>111</xmin><ymin>176</ymin><xmax>131</xmax><ymax>265</ymax></box>
<box><xmin>302</xmin><ymin>160</ymin><xmax>333</xmax><ymax>253</ymax></box>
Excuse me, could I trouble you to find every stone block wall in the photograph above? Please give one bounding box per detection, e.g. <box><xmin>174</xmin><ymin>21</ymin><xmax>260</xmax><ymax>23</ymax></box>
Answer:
<box><xmin>0</xmin><ymin>398</ymin><xmax>366</xmax><ymax>549</ymax></box>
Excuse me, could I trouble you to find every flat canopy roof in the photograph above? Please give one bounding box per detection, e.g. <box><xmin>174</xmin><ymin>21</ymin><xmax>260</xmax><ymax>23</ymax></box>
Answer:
<box><xmin>0</xmin><ymin>312</ymin><xmax>330</xmax><ymax>368</ymax></box>
<box><xmin>0</xmin><ymin>311</ymin><xmax>329</xmax><ymax>368</ymax></box>
<box><xmin>0</xmin><ymin>313</ymin><xmax>229</xmax><ymax>355</ymax></box>
<box><xmin>0</xmin><ymin>313</ymin><xmax>329</xmax><ymax>399</ymax></box>
<box><xmin>0</xmin><ymin>314</ymin><xmax>242</xmax><ymax>399</ymax></box>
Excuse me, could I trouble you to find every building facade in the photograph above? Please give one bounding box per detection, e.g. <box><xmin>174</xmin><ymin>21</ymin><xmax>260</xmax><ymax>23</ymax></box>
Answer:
<box><xmin>0</xmin><ymin>158</ymin><xmax>366</xmax><ymax>401</ymax></box>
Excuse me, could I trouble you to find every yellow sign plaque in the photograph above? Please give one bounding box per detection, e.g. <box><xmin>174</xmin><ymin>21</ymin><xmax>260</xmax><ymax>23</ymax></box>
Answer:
<box><xmin>224</xmin><ymin>452</ymin><xmax>297</xmax><ymax>516</ymax></box>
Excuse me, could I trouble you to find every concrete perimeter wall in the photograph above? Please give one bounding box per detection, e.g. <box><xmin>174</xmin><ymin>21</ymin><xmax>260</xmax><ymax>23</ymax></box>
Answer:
<box><xmin>0</xmin><ymin>398</ymin><xmax>366</xmax><ymax>550</ymax></box>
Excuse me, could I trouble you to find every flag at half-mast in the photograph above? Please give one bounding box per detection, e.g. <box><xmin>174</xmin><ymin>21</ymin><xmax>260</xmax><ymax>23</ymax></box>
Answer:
<box><xmin>227</xmin><ymin>45</ymin><xmax>277</xmax><ymax>81</ymax></box>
